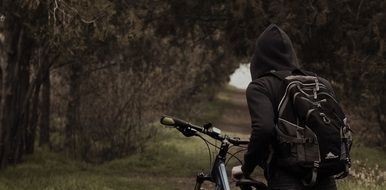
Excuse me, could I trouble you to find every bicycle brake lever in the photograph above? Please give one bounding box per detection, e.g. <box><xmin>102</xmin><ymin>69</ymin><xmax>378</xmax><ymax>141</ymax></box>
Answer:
<box><xmin>177</xmin><ymin>127</ymin><xmax>197</xmax><ymax>137</ymax></box>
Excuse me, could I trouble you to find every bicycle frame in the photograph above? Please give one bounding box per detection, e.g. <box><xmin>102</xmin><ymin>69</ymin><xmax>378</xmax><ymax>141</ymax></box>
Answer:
<box><xmin>159</xmin><ymin>116</ymin><xmax>265</xmax><ymax>190</ymax></box>
<box><xmin>195</xmin><ymin>139</ymin><xmax>232</xmax><ymax>190</ymax></box>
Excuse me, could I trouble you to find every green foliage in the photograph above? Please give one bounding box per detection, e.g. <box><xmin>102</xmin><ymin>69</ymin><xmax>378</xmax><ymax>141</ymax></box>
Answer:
<box><xmin>1</xmin><ymin>0</ymin><xmax>385</xmax><ymax>168</ymax></box>
<box><xmin>0</xmin><ymin>90</ymin><xmax>384</xmax><ymax>189</ymax></box>
<box><xmin>0</xmin><ymin>128</ymin><xmax>207</xmax><ymax>190</ymax></box>
<box><xmin>1</xmin><ymin>0</ymin><xmax>244</xmax><ymax>163</ymax></box>
<box><xmin>337</xmin><ymin>145</ymin><xmax>386</xmax><ymax>189</ymax></box>
<box><xmin>0</xmin><ymin>128</ymin><xmax>385</xmax><ymax>189</ymax></box>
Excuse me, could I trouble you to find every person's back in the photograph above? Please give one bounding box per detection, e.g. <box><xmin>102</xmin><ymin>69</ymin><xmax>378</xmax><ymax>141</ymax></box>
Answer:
<box><xmin>240</xmin><ymin>24</ymin><xmax>338</xmax><ymax>190</ymax></box>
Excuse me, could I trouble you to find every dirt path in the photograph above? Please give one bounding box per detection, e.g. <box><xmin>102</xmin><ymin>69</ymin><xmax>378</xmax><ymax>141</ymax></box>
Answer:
<box><xmin>216</xmin><ymin>87</ymin><xmax>251</xmax><ymax>135</ymax></box>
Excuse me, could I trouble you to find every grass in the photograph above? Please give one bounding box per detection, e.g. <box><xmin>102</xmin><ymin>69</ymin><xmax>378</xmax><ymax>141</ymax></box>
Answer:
<box><xmin>337</xmin><ymin>143</ymin><xmax>386</xmax><ymax>189</ymax></box>
<box><xmin>0</xmin><ymin>87</ymin><xmax>385</xmax><ymax>189</ymax></box>
<box><xmin>0</xmin><ymin>128</ymin><xmax>249</xmax><ymax>190</ymax></box>
<box><xmin>1</xmin><ymin>128</ymin><xmax>385</xmax><ymax>190</ymax></box>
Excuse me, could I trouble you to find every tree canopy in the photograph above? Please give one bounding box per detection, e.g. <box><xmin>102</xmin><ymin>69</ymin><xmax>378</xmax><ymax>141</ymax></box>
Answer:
<box><xmin>0</xmin><ymin>0</ymin><xmax>385</xmax><ymax>167</ymax></box>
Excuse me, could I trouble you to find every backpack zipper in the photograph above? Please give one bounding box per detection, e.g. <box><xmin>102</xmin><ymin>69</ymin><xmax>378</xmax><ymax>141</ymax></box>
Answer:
<box><xmin>319</xmin><ymin>92</ymin><xmax>339</xmax><ymax>104</ymax></box>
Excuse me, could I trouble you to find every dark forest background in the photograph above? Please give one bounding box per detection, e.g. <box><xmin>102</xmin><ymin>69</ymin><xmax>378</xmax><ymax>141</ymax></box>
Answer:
<box><xmin>0</xmin><ymin>0</ymin><xmax>385</xmax><ymax>169</ymax></box>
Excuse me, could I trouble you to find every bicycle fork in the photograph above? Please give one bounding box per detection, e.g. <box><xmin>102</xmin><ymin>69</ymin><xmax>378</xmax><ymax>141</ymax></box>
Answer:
<box><xmin>194</xmin><ymin>140</ymin><xmax>231</xmax><ymax>190</ymax></box>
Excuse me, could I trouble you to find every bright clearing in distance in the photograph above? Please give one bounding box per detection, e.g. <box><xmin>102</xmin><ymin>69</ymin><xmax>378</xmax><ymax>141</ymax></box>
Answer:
<box><xmin>229</xmin><ymin>63</ymin><xmax>251</xmax><ymax>90</ymax></box>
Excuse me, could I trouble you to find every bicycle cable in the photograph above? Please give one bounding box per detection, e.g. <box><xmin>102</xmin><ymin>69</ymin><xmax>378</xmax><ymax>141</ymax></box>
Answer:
<box><xmin>225</xmin><ymin>147</ymin><xmax>248</xmax><ymax>166</ymax></box>
<box><xmin>197</xmin><ymin>134</ymin><xmax>212</xmax><ymax>169</ymax></box>
<box><xmin>196</xmin><ymin>135</ymin><xmax>246</xmax><ymax>167</ymax></box>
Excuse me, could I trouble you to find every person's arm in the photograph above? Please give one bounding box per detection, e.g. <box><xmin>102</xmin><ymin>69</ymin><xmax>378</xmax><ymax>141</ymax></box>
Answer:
<box><xmin>241</xmin><ymin>81</ymin><xmax>275</xmax><ymax>177</ymax></box>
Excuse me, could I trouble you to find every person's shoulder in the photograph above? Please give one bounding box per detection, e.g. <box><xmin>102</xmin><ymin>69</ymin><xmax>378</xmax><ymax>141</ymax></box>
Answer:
<box><xmin>248</xmin><ymin>76</ymin><xmax>273</xmax><ymax>89</ymax></box>
<box><xmin>247</xmin><ymin>75</ymin><xmax>282</xmax><ymax>95</ymax></box>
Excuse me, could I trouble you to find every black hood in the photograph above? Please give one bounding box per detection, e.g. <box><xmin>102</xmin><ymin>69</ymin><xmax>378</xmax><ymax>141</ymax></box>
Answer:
<box><xmin>250</xmin><ymin>24</ymin><xmax>299</xmax><ymax>80</ymax></box>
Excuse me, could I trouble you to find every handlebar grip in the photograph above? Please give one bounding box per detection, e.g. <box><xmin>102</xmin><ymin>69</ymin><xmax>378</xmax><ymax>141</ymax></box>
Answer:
<box><xmin>228</xmin><ymin>137</ymin><xmax>249</xmax><ymax>145</ymax></box>
<box><xmin>160</xmin><ymin>116</ymin><xmax>176</xmax><ymax>126</ymax></box>
<box><xmin>238</xmin><ymin>140</ymin><xmax>250</xmax><ymax>145</ymax></box>
<box><xmin>160</xmin><ymin>116</ymin><xmax>191</xmax><ymax>128</ymax></box>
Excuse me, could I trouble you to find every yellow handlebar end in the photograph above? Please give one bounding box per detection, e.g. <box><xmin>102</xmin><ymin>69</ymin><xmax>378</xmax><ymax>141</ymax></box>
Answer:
<box><xmin>161</xmin><ymin>117</ymin><xmax>175</xmax><ymax>126</ymax></box>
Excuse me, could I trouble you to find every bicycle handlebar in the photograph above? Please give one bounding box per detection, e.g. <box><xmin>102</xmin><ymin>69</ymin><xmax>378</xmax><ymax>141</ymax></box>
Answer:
<box><xmin>228</xmin><ymin>137</ymin><xmax>249</xmax><ymax>146</ymax></box>
<box><xmin>160</xmin><ymin>116</ymin><xmax>202</xmax><ymax>130</ymax></box>
<box><xmin>160</xmin><ymin>116</ymin><xmax>249</xmax><ymax>145</ymax></box>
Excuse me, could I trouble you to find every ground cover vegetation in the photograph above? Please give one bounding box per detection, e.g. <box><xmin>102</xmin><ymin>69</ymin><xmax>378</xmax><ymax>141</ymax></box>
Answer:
<box><xmin>0</xmin><ymin>90</ymin><xmax>385</xmax><ymax>189</ymax></box>
<box><xmin>0</xmin><ymin>0</ymin><xmax>385</xmax><ymax>188</ymax></box>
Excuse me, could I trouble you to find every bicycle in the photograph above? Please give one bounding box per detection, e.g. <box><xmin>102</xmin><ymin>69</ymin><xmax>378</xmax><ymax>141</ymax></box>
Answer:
<box><xmin>160</xmin><ymin>116</ymin><xmax>268</xmax><ymax>190</ymax></box>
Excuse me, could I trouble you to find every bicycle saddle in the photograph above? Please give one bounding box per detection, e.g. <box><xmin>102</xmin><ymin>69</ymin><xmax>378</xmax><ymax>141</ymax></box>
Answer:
<box><xmin>236</xmin><ymin>178</ymin><xmax>267</xmax><ymax>190</ymax></box>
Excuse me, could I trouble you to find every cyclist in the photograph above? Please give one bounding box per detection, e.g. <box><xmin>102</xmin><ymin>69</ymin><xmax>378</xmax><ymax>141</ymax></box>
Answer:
<box><xmin>234</xmin><ymin>24</ymin><xmax>337</xmax><ymax>190</ymax></box>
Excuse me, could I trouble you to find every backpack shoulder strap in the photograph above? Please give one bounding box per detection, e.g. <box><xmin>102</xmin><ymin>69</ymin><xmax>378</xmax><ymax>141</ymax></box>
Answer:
<box><xmin>271</xmin><ymin>70</ymin><xmax>292</xmax><ymax>80</ymax></box>
<box><xmin>269</xmin><ymin>69</ymin><xmax>316</xmax><ymax>80</ymax></box>
<box><xmin>259</xmin><ymin>70</ymin><xmax>293</xmax><ymax>81</ymax></box>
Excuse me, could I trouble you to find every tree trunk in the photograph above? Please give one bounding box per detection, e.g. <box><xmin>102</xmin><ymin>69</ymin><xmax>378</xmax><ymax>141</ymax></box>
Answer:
<box><xmin>0</xmin><ymin>17</ymin><xmax>22</xmax><ymax>167</ymax></box>
<box><xmin>10</xmin><ymin>31</ymin><xmax>31</xmax><ymax>164</ymax></box>
<box><xmin>65</xmin><ymin>61</ymin><xmax>82</xmax><ymax>157</ymax></box>
<box><xmin>0</xmin><ymin>5</ymin><xmax>36</xmax><ymax>166</ymax></box>
<box><xmin>377</xmin><ymin>73</ymin><xmax>386</xmax><ymax>137</ymax></box>
<box><xmin>39</xmin><ymin>70</ymin><xmax>50</xmax><ymax>147</ymax></box>
<box><xmin>25</xmin><ymin>85</ymin><xmax>40</xmax><ymax>154</ymax></box>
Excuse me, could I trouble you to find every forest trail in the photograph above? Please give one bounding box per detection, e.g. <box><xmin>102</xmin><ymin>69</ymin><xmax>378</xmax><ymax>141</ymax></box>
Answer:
<box><xmin>1</xmin><ymin>86</ymin><xmax>385</xmax><ymax>190</ymax></box>
<box><xmin>215</xmin><ymin>87</ymin><xmax>251</xmax><ymax>135</ymax></box>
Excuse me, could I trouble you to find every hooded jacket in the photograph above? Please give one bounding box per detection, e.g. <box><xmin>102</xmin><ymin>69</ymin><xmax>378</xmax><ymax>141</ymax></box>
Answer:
<box><xmin>241</xmin><ymin>24</ymin><xmax>335</xmax><ymax>179</ymax></box>
<box><xmin>250</xmin><ymin>24</ymin><xmax>299</xmax><ymax>79</ymax></box>
<box><xmin>241</xmin><ymin>24</ymin><xmax>338</xmax><ymax>190</ymax></box>
<box><xmin>242</xmin><ymin>24</ymin><xmax>300</xmax><ymax>177</ymax></box>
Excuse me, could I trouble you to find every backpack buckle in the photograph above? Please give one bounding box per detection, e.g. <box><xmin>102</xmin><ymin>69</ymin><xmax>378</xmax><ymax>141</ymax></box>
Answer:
<box><xmin>315</xmin><ymin>77</ymin><xmax>320</xmax><ymax>91</ymax></box>
<box><xmin>302</xmin><ymin>161</ymin><xmax>319</xmax><ymax>187</ymax></box>
<box><xmin>320</xmin><ymin>113</ymin><xmax>331</xmax><ymax>124</ymax></box>
<box><xmin>313</xmin><ymin>77</ymin><xmax>320</xmax><ymax>99</ymax></box>
<box><xmin>314</xmin><ymin>161</ymin><xmax>320</xmax><ymax>168</ymax></box>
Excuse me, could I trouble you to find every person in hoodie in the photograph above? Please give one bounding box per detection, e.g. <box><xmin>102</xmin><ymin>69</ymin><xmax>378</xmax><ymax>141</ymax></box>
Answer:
<box><xmin>239</xmin><ymin>24</ymin><xmax>337</xmax><ymax>189</ymax></box>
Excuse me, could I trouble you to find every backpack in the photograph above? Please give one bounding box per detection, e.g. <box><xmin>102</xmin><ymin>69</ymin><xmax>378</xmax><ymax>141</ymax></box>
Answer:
<box><xmin>268</xmin><ymin>70</ymin><xmax>352</xmax><ymax>186</ymax></box>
